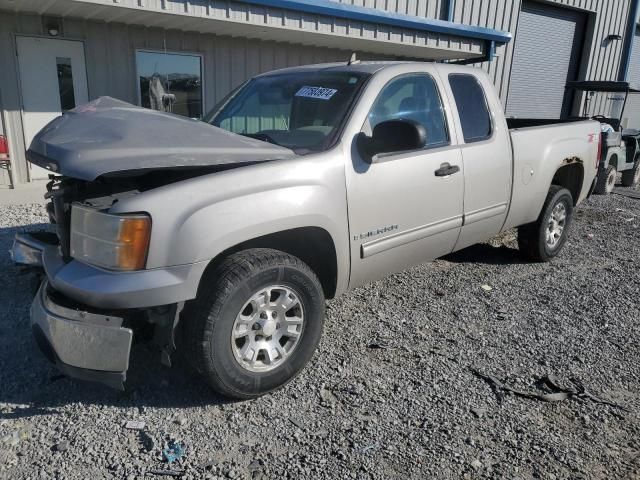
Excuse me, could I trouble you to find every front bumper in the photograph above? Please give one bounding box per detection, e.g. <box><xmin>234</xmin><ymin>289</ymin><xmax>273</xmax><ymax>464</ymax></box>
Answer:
<box><xmin>31</xmin><ymin>280</ymin><xmax>133</xmax><ymax>390</ymax></box>
<box><xmin>11</xmin><ymin>231</ymin><xmax>208</xmax><ymax>309</ymax></box>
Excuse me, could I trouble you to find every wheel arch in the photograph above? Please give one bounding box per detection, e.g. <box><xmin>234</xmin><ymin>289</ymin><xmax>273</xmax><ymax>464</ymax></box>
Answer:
<box><xmin>551</xmin><ymin>159</ymin><xmax>584</xmax><ymax>206</ymax></box>
<box><xmin>201</xmin><ymin>227</ymin><xmax>339</xmax><ymax>299</ymax></box>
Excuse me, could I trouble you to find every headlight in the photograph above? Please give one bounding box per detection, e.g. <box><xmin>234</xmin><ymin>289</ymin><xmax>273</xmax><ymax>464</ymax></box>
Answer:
<box><xmin>70</xmin><ymin>204</ymin><xmax>151</xmax><ymax>271</ymax></box>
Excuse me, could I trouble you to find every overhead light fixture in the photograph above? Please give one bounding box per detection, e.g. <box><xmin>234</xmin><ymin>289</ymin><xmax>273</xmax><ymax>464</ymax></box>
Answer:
<box><xmin>43</xmin><ymin>16</ymin><xmax>63</xmax><ymax>37</ymax></box>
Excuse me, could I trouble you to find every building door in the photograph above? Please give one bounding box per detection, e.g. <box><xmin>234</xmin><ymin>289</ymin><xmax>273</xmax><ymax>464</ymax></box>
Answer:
<box><xmin>16</xmin><ymin>36</ymin><xmax>88</xmax><ymax>180</ymax></box>
<box><xmin>506</xmin><ymin>1</ymin><xmax>586</xmax><ymax>119</ymax></box>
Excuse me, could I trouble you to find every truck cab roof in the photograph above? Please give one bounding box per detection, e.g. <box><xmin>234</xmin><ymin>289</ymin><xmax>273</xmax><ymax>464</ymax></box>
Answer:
<box><xmin>255</xmin><ymin>61</ymin><xmax>427</xmax><ymax>78</ymax></box>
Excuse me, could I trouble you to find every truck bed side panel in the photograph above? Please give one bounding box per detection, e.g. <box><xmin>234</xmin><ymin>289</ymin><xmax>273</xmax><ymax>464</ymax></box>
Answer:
<box><xmin>503</xmin><ymin>121</ymin><xmax>599</xmax><ymax>230</ymax></box>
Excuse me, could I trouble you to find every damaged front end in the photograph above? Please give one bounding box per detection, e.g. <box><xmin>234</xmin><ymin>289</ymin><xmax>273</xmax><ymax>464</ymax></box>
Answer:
<box><xmin>11</xmin><ymin>175</ymin><xmax>187</xmax><ymax>390</ymax></box>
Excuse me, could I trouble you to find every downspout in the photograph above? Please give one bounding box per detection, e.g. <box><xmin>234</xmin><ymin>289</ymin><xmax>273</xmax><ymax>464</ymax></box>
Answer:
<box><xmin>445</xmin><ymin>0</ymin><xmax>454</xmax><ymax>22</ymax></box>
<box><xmin>618</xmin><ymin>0</ymin><xmax>640</xmax><ymax>81</ymax></box>
<box><xmin>446</xmin><ymin>0</ymin><xmax>497</xmax><ymax>65</ymax></box>
<box><xmin>452</xmin><ymin>40</ymin><xmax>496</xmax><ymax>64</ymax></box>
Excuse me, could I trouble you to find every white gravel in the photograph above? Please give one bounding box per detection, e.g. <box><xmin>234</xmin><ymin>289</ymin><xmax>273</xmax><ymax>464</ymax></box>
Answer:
<box><xmin>1</xmin><ymin>190</ymin><xmax>639</xmax><ymax>479</ymax></box>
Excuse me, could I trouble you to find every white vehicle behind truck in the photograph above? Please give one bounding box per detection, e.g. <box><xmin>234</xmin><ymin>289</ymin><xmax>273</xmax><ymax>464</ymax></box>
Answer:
<box><xmin>12</xmin><ymin>62</ymin><xmax>599</xmax><ymax>398</ymax></box>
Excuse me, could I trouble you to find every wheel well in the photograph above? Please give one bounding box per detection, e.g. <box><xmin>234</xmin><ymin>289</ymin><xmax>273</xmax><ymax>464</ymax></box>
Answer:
<box><xmin>205</xmin><ymin>227</ymin><xmax>338</xmax><ymax>299</ymax></box>
<box><xmin>552</xmin><ymin>162</ymin><xmax>584</xmax><ymax>205</ymax></box>
<box><xmin>609</xmin><ymin>154</ymin><xmax>619</xmax><ymax>169</ymax></box>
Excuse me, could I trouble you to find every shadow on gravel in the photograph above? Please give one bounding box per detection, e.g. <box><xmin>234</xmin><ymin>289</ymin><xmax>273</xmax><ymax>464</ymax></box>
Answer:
<box><xmin>0</xmin><ymin>224</ymin><xmax>233</xmax><ymax>418</ymax></box>
<box><xmin>443</xmin><ymin>243</ymin><xmax>526</xmax><ymax>265</ymax></box>
<box><xmin>0</xmin><ymin>339</ymin><xmax>234</xmax><ymax>418</ymax></box>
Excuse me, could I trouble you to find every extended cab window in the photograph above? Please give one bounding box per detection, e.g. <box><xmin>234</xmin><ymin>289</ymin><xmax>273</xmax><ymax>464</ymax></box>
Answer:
<box><xmin>448</xmin><ymin>74</ymin><xmax>492</xmax><ymax>143</ymax></box>
<box><xmin>367</xmin><ymin>74</ymin><xmax>449</xmax><ymax>148</ymax></box>
<box><xmin>205</xmin><ymin>72</ymin><xmax>369</xmax><ymax>153</ymax></box>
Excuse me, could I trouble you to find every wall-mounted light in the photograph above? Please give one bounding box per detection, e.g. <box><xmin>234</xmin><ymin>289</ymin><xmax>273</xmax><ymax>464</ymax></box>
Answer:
<box><xmin>43</xmin><ymin>16</ymin><xmax>63</xmax><ymax>37</ymax></box>
<box><xmin>607</xmin><ymin>34</ymin><xmax>623</xmax><ymax>41</ymax></box>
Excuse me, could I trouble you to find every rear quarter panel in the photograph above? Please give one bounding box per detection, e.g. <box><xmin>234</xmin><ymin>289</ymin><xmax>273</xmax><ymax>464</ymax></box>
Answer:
<box><xmin>503</xmin><ymin>120</ymin><xmax>600</xmax><ymax>230</ymax></box>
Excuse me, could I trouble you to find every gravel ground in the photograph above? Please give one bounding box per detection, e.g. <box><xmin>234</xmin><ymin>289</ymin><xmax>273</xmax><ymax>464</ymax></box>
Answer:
<box><xmin>1</xmin><ymin>189</ymin><xmax>639</xmax><ymax>480</ymax></box>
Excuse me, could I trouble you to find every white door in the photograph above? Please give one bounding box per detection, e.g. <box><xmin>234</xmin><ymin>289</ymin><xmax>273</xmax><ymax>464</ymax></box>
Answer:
<box><xmin>16</xmin><ymin>37</ymin><xmax>88</xmax><ymax>180</ymax></box>
<box><xmin>347</xmin><ymin>72</ymin><xmax>464</xmax><ymax>288</ymax></box>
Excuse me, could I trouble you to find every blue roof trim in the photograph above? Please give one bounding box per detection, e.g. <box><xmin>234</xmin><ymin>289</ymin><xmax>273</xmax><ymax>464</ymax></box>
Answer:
<box><xmin>236</xmin><ymin>0</ymin><xmax>512</xmax><ymax>44</ymax></box>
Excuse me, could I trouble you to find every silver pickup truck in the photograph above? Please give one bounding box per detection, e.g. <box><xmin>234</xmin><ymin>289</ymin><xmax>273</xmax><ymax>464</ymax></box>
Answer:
<box><xmin>12</xmin><ymin>62</ymin><xmax>599</xmax><ymax>398</ymax></box>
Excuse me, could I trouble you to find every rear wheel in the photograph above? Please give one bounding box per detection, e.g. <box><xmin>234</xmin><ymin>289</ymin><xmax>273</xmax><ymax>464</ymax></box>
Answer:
<box><xmin>594</xmin><ymin>165</ymin><xmax>617</xmax><ymax>194</ymax></box>
<box><xmin>518</xmin><ymin>185</ymin><xmax>573</xmax><ymax>262</ymax></box>
<box><xmin>182</xmin><ymin>248</ymin><xmax>325</xmax><ymax>399</ymax></box>
<box><xmin>621</xmin><ymin>155</ymin><xmax>640</xmax><ymax>187</ymax></box>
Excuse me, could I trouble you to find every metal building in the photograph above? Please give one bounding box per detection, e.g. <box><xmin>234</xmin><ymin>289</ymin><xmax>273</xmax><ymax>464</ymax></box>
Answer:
<box><xmin>0</xmin><ymin>0</ymin><xmax>638</xmax><ymax>187</ymax></box>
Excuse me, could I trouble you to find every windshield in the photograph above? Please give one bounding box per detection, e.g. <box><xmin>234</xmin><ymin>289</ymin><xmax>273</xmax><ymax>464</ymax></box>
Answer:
<box><xmin>205</xmin><ymin>71</ymin><xmax>370</xmax><ymax>153</ymax></box>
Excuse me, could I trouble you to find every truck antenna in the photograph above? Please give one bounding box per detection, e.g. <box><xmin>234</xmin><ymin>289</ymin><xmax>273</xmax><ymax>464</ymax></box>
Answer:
<box><xmin>348</xmin><ymin>52</ymin><xmax>360</xmax><ymax>65</ymax></box>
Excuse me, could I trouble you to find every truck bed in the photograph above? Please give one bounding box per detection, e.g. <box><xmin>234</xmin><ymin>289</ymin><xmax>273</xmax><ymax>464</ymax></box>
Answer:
<box><xmin>503</xmin><ymin>119</ymin><xmax>600</xmax><ymax>231</ymax></box>
<box><xmin>506</xmin><ymin>117</ymin><xmax>588</xmax><ymax>129</ymax></box>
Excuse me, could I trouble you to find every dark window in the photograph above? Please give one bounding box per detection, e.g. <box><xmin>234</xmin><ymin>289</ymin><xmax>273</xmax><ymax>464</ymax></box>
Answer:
<box><xmin>136</xmin><ymin>51</ymin><xmax>203</xmax><ymax>119</ymax></box>
<box><xmin>448</xmin><ymin>74</ymin><xmax>492</xmax><ymax>143</ymax></box>
<box><xmin>56</xmin><ymin>57</ymin><xmax>76</xmax><ymax>112</ymax></box>
<box><xmin>368</xmin><ymin>74</ymin><xmax>449</xmax><ymax>148</ymax></box>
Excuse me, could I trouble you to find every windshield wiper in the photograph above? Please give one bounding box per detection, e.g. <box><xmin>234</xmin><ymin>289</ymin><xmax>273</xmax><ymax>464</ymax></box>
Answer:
<box><xmin>240</xmin><ymin>133</ymin><xmax>281</xmax><ymax>147</ymax></box>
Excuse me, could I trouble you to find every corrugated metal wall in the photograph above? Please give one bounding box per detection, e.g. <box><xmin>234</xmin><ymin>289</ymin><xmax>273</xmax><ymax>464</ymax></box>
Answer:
<box><xmin>338</xmin><ymin>0</ymin><xmax>632</xmax><ymax>109</ymax></box>
<box><xmin>0</xmin><ymin>1</ymin><xmax>636</xmax><ymax>185</ymax></box>
<box><xmin>0</xmin><ymin>11</ymin><xmax>357</xmax><ymax>185</ymax></box>
<box><xmin>459</xmin><ymin>0</ymin><xmax>632</xmax><ymax>114</ymax></box>
<box><xmin>332</xmin><ymin>0</ymin><xmax>446</xmax><ymax>19</ymax></box>
<box><xmin>622</xmin><ymin>25</ymin><xmax>640</xmax><ymax>127</ymax></box>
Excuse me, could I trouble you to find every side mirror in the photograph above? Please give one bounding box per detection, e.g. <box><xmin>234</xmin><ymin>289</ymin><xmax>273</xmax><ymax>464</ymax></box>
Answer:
<box><xmin>359</xmin><ymin>119</ymin><xmax>427</xmax><ymax>161</ymax></box>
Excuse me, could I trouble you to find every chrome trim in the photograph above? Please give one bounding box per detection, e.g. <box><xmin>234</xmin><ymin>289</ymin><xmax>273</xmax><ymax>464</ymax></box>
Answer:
<box><xmin>464</xmin><ymin>202</ymin><xmax>508</xmax><ymax>226</ymax></box>
<box><xmin>31</xmin><ymin>281</ymin><xmax>133</xmax><ymax>372</ymax></box>
<box><xmin>361</xmin><ymin>215</ymin><xmax>463</xmax><ymax>258</ymax></box>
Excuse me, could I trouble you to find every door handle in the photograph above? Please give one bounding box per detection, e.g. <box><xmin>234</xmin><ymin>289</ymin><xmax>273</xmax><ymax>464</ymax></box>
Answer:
<box><xmin>434</xmin><ymin>163</ymin><xmax>460</xmax><ymax>177</ymax></box>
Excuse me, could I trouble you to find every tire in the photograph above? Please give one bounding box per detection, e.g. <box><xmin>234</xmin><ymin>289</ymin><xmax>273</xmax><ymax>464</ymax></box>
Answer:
<box><xmin>182</xmin><ymin>248</ymin><xmax>325</xmax><ymax>399</ymax></box>
<box><xmin>518</xmin><ymin>185</ymin><xmax>574</xmax><ymax>262</ymax></box>
<box><xmin>594</xmin><ymin>165</ymin><xmax>617</xmax><ymax>194</ymax></box>
<box><xmin>621</xmin><ymin>155</ymin><xmax>640</xmax><ymax>187</ymax></box>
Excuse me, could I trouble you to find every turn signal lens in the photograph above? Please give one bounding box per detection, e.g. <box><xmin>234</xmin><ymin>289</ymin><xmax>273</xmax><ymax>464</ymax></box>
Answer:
<box><xmin>70</xmin><ymin>204</ymin><xmax>152</xmax><ymax>271</ymax></box>
<box><xmin>117</xmin><ymin>216</ymin><xmax>152</xmax><ymax>270</ymax></box>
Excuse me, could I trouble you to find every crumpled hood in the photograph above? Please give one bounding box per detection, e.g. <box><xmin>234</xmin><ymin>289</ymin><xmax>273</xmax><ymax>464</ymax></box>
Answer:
<box><xmin>27</xmin><ymin>97</ymin><xmax>297</xmax><ymax>181</ymax></box>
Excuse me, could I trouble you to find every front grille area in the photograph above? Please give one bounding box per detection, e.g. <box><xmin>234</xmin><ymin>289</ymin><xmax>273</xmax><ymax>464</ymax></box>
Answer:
<box><xmin>43</xmin><ymin>175</ymin><xmax>143</xmax><ymax>263</ymax></box>
<box><xmin>46</xmin><ymin>176</ymin><xmax>73</xmax><ymax>260</ymax></box>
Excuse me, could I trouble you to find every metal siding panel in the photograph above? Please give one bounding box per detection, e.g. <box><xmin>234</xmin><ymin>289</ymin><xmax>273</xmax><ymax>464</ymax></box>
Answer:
<box><xmin>0</xmin><ymin>12</ymin><xmax>34</xmax><ymax>184</ymax></box>
<box><xmin>623</xmin><ymin>28</ymin><xmax>640</xmax><ymax>127</ymax></box>
<box><xmin>506</xmin><ymin>1</ymin><xmax>586</xmax><ymax>118</ymax></box>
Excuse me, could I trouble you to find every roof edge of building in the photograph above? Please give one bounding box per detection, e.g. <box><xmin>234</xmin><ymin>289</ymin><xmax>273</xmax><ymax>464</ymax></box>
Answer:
<box><xmin>236</xmin><ymin>0</ymin><xmax>512</xmax><ymax>44</ymax></box>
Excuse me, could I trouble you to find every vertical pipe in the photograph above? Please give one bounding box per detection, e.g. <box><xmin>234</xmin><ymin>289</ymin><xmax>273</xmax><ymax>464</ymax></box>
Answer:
<box><xmin>618</xmin><ymin>0</ymin><xmax>640</xmax><ymax>80</ymax></box>
<box><xmin>447</xmin><ymin>0</ymin><xmax>454</xmax><ymax>22</ymax></box>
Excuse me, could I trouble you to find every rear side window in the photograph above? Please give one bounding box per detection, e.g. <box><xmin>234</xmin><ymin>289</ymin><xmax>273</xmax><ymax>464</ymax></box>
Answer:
<box><xmin>448</xmin><ymin>74</ymin><xmax>492</xmax><ymax>143</ymax></box>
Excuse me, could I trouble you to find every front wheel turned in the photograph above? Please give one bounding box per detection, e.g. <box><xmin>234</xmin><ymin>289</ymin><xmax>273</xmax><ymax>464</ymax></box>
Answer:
<box><xmin>518</xmin><ymin>185</ymin><xmax>574</xmax><ymax>262</ymax></box>
<box><xmin>182</xmin><ymin>248</ymin><xmax>325</xmax><ymax>399</ymax></box>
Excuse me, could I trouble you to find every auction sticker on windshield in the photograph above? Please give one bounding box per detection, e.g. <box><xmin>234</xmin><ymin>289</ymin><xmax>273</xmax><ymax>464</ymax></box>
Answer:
<box><xmin>295</xmin><ymin>86</ymin><xmax>338</xmax><ymax>100</ymax></box>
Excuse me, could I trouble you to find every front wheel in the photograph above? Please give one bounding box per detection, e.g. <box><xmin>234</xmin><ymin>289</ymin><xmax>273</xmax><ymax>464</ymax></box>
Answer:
<box><xmin>518</xmin><ymin>185</ymin><xmax>574</xmax><ymax>262</ymax></box>
<box><xmin>182</xmin><ymin>248</ymin><xmax>325</xmax><ymax>399</ymax></box>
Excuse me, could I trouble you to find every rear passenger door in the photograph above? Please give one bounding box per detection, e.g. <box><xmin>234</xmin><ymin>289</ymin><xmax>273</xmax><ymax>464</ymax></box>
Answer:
<box><xmin>444</xmin><ymin>72</ymin><xmax>512</xmax><ymax>251</ymax></box>
<box><xmin>346</xmin><ymin>72</ymin><xmax>464</xmax><ymax>288</ymax></box>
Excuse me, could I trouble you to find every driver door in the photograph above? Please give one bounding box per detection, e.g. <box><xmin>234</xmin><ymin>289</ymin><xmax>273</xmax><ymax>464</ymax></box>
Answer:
<box><xmin>346</xmin><ymin>72</ymin><xmax>464</xmax><ymax>288</ymax></box>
